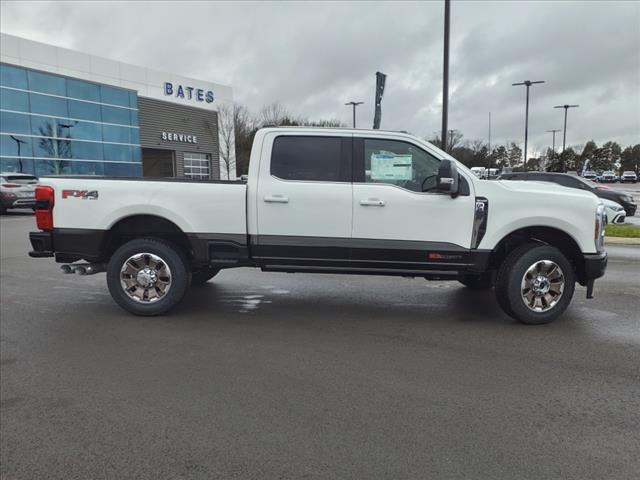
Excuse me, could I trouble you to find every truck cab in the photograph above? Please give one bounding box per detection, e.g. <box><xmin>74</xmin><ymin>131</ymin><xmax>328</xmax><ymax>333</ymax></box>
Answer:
<box><xmin>29</xmin><ymin>128</ymin><xmax>608</xmax><ymax>324</ymax></box>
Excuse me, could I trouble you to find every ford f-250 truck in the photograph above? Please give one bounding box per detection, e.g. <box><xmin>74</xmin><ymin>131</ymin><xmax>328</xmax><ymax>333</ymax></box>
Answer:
<box><xmin>29</xmin><ymin>128</ymin><xmax>608</xmax><ymax>324</ymax></box>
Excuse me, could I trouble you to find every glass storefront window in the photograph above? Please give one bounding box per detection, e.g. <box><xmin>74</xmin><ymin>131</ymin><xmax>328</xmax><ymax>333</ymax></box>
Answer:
<box><xmin>1</xmin><ymin>63</ymin><xmax>142</xmax><ymax>177</ymax></box>
<box><xmin>0</xmin><ymin>88</ymin><xmax>29</xmax><ymax>111</ymax></box>
<box><xmin>102</xmin><ymin>124</ymin><xmax>130</xmax><ymax>144</ymax></box>
<box><xmin>0</xmin><ymin>64</ymin><xmax>28</xmax><ymax>89</ymax></box>
<box><xmin>100</xmin><ymin>85</ymin><xmax>129</xmax><ymax>107</ymax></box>
<box><xmin>104</xmin><ymin>161</ymin><xmax>141</xmax><ymax>177</ymax></box>
<box><xmin>130</xmin><ymin>128</ymin><xmax>140</xmax><ymax>145</ymax></box>
<box><xmin>34</xmin><ymin>159</ymin><xmax>73</xmax><ymax>176</ymax></box>
<box><xmin>29</xmin><ymin>92</ymin><xmax>68</xmax><ymax>117</ymax></box>
<box><xmin>103</xmin><ymin>143</ymin><xmax>132</xmax><ymax>161</ymax></box>
<box><xmin>101</xmin><ymin>105</ymin><xmax>130</xmax><ymax>125</ymax></box>
<box><xmin>68</xmin><ymin>120</ymin><xmax>102</xmax><ymax>142</ymax></box>
<box><xmin>1</xmin><ymin>111</ymin><xmax>31</xmax><ymax>135</ymax></box>
<box><xmin>33</xmin><ymin>137</ymin><xmax>72</xmax><ymax>159</ymax></box>
<box><xmin>66</xmin><ymin>78</ymin><xmax>101</xmax><ymax>102</ymax></box>
<box><xmin>1</xmin><ymin>134</ymin><xmax>33</xmax><ymax>157</ymax></box>
<box><xmin>30</xmin><ymin>115</ymin><xmax>56</xmax><ymax>137</ymax></box>
<box><xmin>0</xmin><ymin>157</ymin><xmax>35</xmax><ymax>174</ymax></box>
<box><xmin>68</xmin><ymin>99</ymin><xmax>102</xmax><ymax>122</ymax></box>
<box><xmin>68</xmin><ymin>140</ymin><xmax>104</xmax><ymax>160</ymax></box>
<box><xmin>28</xmin><ymin>70</ymin><xmax>66</xmax><ymax>96</ymax></box>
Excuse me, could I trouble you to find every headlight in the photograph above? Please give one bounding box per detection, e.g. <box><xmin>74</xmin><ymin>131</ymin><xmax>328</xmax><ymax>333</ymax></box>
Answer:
<box><xmin>622</xmin><ymin>195</ymin><xmax>633</xmax><ymax>203</ymax></box>
<box><xmin>595</xmin><ymin>204</ymin><xmax>605</xmax><ymax>252</ymax></box>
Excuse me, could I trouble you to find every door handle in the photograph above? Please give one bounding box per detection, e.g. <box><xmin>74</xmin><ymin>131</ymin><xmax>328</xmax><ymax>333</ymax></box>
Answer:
<box><xmin>264</xmin><ymin>195</ymin><xmax>289</xmax><ymax>203</ymax></box>
<box><xmin>360</xmin><ymin>198</ymin><xmax>385</xmax><ymax>207</ymax></box>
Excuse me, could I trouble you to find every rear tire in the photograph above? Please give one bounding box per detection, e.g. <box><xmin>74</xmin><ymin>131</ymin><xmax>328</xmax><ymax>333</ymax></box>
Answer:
<box><xmin>107</xmin><ymin>238</ymin><xmax>191</xmax><ymax>316</ymax></box>
<box><xmin>191</xmin><ymin>267</ymin><xmax>220</xmax><ymax>286</ymax></box>
<box><xmin>494</xmin><ymin>243</ymin><xmax>575</xmax><ymax>325</ymax></box>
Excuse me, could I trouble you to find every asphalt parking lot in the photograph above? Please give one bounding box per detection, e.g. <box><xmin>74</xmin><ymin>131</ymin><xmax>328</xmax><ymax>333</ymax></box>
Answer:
<box><xmin>1</xmin><ymin>214</ymin><xmax>639</xmax><ymax>480</ymax></box>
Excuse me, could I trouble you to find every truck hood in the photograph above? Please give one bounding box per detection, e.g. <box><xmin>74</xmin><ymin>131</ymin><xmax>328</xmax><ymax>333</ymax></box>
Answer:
<box><xmin>488</xmin><ymin>180</ymin><xmax>598</xmax><ymax>201</ymax></box>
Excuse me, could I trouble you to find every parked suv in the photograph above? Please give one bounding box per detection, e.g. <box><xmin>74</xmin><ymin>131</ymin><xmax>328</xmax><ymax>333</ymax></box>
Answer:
<box><xmin>498</xmin><ymin>171</ymin><xmax>637</xmax><ymax>216</ymax></box>
<box><xmin>583</xmin><ymin>171</ymin><xmax>597</xmax><ymax>181</ymax></box>
<box><xmin>621</xmin><ymin>171</ymin><xmax>637</xmax><ymax>184</ymax></box>
<box><xmin>600</xmin><ymin>171</ymin><xmax>618</xmax><ymax>183</ymax></box>
<box><xmin>0</xmin><ymin>173</ymin><xmax>38</xmax><ymax>214</ymax></box>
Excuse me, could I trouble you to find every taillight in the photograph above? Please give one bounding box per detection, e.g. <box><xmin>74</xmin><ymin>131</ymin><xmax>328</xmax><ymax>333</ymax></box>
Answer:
<box><xmin>35</xmin><ymin>186</ymin><xmax>55</xmax><ymax>231</ymax></box>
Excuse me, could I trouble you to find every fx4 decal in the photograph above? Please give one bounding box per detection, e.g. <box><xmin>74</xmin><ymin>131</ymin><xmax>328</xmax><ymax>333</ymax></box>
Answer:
<box><xmin>61</xmin><ymin>189</ymin><xmax>99</xmax><ymax>200</ymax></box>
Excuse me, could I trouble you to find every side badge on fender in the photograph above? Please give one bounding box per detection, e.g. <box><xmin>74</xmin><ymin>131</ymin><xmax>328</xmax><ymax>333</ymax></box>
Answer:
<box><xmin>61</xmin><ymin>189</ymin><xmax>99</xmax><ymax>200</ymax></box>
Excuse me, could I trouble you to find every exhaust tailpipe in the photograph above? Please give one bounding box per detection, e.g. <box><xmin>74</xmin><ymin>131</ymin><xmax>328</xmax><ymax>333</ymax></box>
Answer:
<box><xmin>61</xmin><ymin>263</ymin><xmax>105</xmax><ymax>276</ymax></box>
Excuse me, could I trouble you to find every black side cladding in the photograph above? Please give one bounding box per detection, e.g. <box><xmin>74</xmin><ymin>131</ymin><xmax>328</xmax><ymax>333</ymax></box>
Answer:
<box><xmin>471</xmin><ymin>197</ymin><xmax>489</xmax><ymax>249</ymax></box>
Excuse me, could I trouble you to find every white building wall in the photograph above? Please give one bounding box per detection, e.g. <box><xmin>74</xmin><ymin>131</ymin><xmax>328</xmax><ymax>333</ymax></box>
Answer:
<box><xmin>0</xmin><ymin>33</ymin><xmax>235</xmax><ymax>179</ymax></box>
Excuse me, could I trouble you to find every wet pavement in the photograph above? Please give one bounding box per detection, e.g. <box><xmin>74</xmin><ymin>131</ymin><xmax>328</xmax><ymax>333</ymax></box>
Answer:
<box><xmin>1</xmin><ymin>214</ymin><xmax>639</xmax><ymax>479</ymax></box>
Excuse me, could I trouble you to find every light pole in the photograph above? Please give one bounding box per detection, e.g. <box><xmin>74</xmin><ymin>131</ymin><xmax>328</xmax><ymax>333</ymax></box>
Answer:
<box><xmin>9</xmin><ymin>135</ymin><xmax>28</xmax><ymax>172</ymax></box>
<box><xmin>512</xmin><ymin>80</ymin><xmax>545</xmax><ymax>169</ymax></box>
<box><xmin>554</xmin><ymin>104</ymin><xmax>579</xmax><ymax>152</ymax></box>
<box><xmin>546</xmin><ymin>129</ymin><xmax>561</xmax><ymax>154</ymax></box>
<box><xmin>441</xmin><ymin>0</ymin><xmax>451</xmax><ymax>151</ymax></box>
<box><xmin>344</xmin><ymin>101</ymin><xmax>364</xmax><ymax>128</ymax></box>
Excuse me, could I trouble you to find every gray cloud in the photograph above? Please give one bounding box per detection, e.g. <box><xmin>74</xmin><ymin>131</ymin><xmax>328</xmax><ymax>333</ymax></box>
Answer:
<box><xmin>2</xmin><ymin>0</ymin><xmax>638</xmax><ymax>153</ymax></box>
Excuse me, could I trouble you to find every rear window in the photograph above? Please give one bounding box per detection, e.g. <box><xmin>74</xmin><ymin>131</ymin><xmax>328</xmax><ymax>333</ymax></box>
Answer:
<box><xmin>2</xmin><ymin>175</ymin><xmax>38</xmax><ymax>184</ymax></box>
<box><xmin>271</xmin><ymin>136</ymin><xmax>347</xmax><ymax>182</ymax></box>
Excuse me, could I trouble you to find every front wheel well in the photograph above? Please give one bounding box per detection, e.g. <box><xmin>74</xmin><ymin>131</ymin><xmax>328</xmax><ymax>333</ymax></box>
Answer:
<box><xmin>489</xmin><ymin>226</ymin><xmax>583</xmax><ymax>273</ymax></box>
<box><xmin>102</xmin><ymin>215</ymin><xmax>193</xmax><ymax>264</ymax></box>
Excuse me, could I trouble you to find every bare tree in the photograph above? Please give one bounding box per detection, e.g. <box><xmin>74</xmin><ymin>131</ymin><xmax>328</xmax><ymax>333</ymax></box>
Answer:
<box><xmin>430</xmin><ymin>129</ymin><xmax>463</xmax><ymax>153</ymax></box>
<box><xmin>260</xmin><ymin>102</ymin><xmax>292</xmax><ymax>126</ymax></box>
<box><xmin>216</xmin><ymin>104</ymin><xmax>235</xmax><ymax>179</ymax></box>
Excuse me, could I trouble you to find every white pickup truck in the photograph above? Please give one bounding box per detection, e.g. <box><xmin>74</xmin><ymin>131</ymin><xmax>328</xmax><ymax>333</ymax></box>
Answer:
<box><xmin>29</xmin><ymin>128</ymin><xmax>608</xmax><ymax>324</ymax></box>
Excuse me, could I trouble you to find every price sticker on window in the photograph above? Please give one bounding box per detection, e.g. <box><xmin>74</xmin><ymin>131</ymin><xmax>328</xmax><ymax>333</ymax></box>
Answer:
<box><xmin>370</xmin><ymin>153</ymin><xmax>413</xmax><ymax>180</ymax></box>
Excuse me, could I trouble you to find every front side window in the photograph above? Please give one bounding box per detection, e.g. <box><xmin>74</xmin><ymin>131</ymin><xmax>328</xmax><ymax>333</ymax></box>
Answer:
<box><xmin>184</xmin><ymin>152</ymin><xmax>210</xmax><ymax>180</ymax></box>
<box><xmin>363</xmin><ymin>138</ymin><xmax>440</xmax><ymax>192</ymax></box>
<box><xmin>271</xmin><ymin>136</ymin><xmax>346</xmax><ymax>182</ymax></box>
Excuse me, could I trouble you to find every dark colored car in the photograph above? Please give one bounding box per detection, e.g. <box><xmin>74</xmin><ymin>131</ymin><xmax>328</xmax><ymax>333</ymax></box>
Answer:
<box><xmin>498</xmin><ymin>172</ymin><xmax>637</xmax><ymax>216</ymax></box>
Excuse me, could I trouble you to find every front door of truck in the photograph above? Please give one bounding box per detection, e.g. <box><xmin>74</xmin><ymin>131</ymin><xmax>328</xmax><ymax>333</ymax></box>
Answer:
<box><xmin>351</xmin><ymin>136</ymin><xmax>476</xmax><ymax>272</ymax></box>
<box><xmin>253</xmin><ymin>132</ymin><xmax>353</xmax><ymax>266</ymax></box>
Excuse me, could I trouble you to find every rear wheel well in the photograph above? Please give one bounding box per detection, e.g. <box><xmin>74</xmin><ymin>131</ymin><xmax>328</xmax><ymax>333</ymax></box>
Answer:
<box><xmin>490</xmin><ymin>227</ymin><xmax>583</xmax><ymax>274</ymax></box>
<box><xmin>103</xmin><ymin>215</ymin><xmax>193</xmax><ymax>265</ymax></box>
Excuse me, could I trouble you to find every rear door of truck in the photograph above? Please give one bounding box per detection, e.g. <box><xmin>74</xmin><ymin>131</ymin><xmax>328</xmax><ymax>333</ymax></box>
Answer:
<box><xmin>252</xmin><ymin>131</ymin><xmax>353</xmax><ymax>266</ymax></box>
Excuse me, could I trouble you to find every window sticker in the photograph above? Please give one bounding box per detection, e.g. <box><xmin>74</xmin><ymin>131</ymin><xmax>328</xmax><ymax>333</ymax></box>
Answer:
<box><xmin>370</xmin><ymin>152</ymin><xmax>413</xmax><ymax>180</ymax></box>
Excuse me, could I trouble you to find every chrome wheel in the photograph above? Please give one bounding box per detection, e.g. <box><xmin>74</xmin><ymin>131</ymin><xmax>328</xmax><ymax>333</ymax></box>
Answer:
<box><xmin>520</xmin><ymin>260</ymin><xmax>564</xmax><ymax>312</ymax></box>
<box><xmin>120</xmin><ymin>252</ymin><xmax>172</xmax><ymax>303</ymax></box>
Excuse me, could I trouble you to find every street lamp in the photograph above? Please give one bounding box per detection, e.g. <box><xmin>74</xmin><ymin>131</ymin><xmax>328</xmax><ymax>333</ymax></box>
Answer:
<box><xmin>9</xmin><ymin>135</ymin><xmax>28</xmax><ymax>172</ymax></box>
<box><xmin>546</xmin><ymin>129</ymin><xmax>561</xmax><ymax>154</ymax></box>
<box><xmin>512</xmin><ymin>80</ymin><xmax>545</xmax><ymax>169</ymax></box>
<box><xmin>441</xmin><ymin>0</ymin><xmax>451</xmax><ymax>151</ymax></box>
<box><xmin>344</xmin><ymin>101</ymin><xmax>364</xmax><ymax>128</ymax></box>
<box><xmin>553</xmin><ymin>104</ymin><xmax>579</xmax><ymax>152</ymax></box>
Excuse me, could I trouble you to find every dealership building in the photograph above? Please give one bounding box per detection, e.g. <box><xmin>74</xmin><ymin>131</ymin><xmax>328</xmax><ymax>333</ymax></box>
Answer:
<box><xmin>0</xmin><ymin>33</ymin><xmax>234</xmax><ymax>180</ymax></box>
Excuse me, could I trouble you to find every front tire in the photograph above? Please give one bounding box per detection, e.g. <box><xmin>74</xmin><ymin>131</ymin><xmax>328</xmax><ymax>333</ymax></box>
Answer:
<box><xmin>494</xmin><ymin>243</ymin><xmax>575</xmax><ymax>325</ymax></box>
<box><xmin>107</xmin><ymin>238</ymin><xmax>191</xmax><ymax>316</ymax></box>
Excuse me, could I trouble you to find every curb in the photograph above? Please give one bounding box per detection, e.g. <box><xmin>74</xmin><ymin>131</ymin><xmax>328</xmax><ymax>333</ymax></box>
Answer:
<box><xmin>605</xmin><ymin>236</ymin><xmax>640</xmax><ymax>246</ymax></box>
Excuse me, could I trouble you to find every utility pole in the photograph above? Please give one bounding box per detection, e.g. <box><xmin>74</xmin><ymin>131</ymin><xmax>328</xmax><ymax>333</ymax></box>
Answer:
<box><xmin>344</xmin><ymin>101</ymin><xmax>364</xmax><ymax>128</ymax></box>
<box><xmin>512</xmin><ymin>80</ymin><xmax>545</xmax><ymax>169</ymax></box>
<box><xmin>554</xmin><ymin>104</ymin><xmax>579</xmax><ymax>152</ymax></box>
<box><xmin>441</xmin><ymin>0</ymin><xmax>450</xmax><ymax>152</ymax></box>
<box><xmin>488</xmin><ymin>111</ymin><xmax>491</xmax><ymax>168</ymax></box>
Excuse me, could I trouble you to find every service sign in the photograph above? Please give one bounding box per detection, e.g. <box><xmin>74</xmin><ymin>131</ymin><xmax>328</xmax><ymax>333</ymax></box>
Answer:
<box><xmin>161</xmin><ymin>132</ymin><xmax>197</xmax><ymax>144</ymax></box>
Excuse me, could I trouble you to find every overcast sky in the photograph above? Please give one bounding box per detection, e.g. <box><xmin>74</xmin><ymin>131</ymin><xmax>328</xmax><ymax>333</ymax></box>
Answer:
<box><xmin>2</xmin><ymin>0</ymin><xmax>639</xmax><ymax>153</ymax></box>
